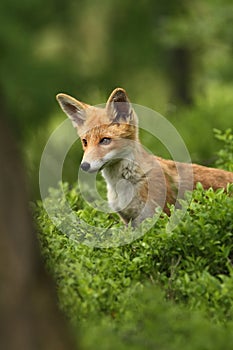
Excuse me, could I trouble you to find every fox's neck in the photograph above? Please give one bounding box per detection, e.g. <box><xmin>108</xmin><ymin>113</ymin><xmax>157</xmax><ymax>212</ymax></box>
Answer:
<box><xmin>102</xmin><ymin>158</ymin><xmax>139</xmax><ymax>184</ymax></box>
<box><xmin>102</xmin><ymin>142</ymin><xmax>145</xmax><ymax>183</ymax></box>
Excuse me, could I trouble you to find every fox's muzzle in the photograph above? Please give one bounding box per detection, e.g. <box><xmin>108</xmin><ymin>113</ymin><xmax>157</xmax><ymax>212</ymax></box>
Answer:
<box><xmin>80</xmin><ymin>162</ymin><xmax>91</xmax><ymax>172</ymax></box>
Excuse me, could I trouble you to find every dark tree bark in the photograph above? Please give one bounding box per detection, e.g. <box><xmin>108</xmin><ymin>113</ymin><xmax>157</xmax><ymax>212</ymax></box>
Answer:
<box><xmin>169</xmin><ymin>46</ymin><xmax>194</xmax><ymax>106</ymax></box>
<box><xmin>0</xmin><ymin>116</ymin><xmax>77</xmax><ymax>350</ymax></box>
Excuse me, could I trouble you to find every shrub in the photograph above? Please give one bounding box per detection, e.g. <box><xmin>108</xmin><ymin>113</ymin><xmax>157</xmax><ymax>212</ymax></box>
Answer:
<box><xmin>214</xmin><ymin>128</ymin><xmax>233</xmax><ymax>171</ymax></box>
<box><xmin>80</xmin><ymin>286</ymin><xmax>233</xmax><ymax>350</ymax></box>
<box><xmin>35</xmin><ymin>129</ymin><xmax>233</xmax><ymax>348</ymax></box>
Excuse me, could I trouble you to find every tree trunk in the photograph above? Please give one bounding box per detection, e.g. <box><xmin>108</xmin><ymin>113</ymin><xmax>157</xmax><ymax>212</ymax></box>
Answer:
<box><xmin>0</xmin><ymin>116</ymin><xmax>77</xmax><ymax>350</ymax></box>
<box><xmin>169</xmin><ymin>46</ymin><xmax>193</xmax><ymax>105</ymax></box>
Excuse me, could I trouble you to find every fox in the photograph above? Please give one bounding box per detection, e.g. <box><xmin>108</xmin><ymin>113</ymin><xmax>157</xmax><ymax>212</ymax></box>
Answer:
<box><xmin>56</xmin><ymin>88</ymin><xmax>233</xmax><ymax>226</ymax></box>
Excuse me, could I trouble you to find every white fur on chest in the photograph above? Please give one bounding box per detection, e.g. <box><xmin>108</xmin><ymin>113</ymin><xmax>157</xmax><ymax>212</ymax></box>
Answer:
<box><xmin>102</xmin><ymin>159</ymin><xmax>141</xmax><ymax>213</ymax></box>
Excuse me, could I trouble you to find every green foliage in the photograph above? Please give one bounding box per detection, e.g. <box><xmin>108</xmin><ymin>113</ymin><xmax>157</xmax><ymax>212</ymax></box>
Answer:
<box><xmin>36</xmin><ymin>183</ymin><xmax>233</xmax><ymax>322</ymax></box>
<box><xmin>36</xmin><ymin>183</ymin><xmax>233</xmax><ymax>347</ymax></box>
<box><xmin>34</xmin><ymin>128</ymin><xmax>233</xmax><ymax>348</ymax></box>
<box><xmin>1</xmin><ymin>0</ymin><xmax>232</xmax><ymax>135</ymax></box>
<box><xmin>214</xmin><ymin>128</ymin><xmax>233</xmax><ymax>171</ymax></box>
<box><xmin>80</xmin><ymin>287</ymin><xmax>233</xmax><ymax>350</ymax></box>
<box><xmin>35</xmin><ymin>132</ymin><xmax>233</xmax><ymax>348</ymax></box>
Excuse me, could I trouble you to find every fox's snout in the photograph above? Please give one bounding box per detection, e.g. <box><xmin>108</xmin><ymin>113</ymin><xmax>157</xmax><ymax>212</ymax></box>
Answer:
<box><xmin>80</xmin><ymin>162</ymin><xmax>91</xmax><ymax>172</ymax></box>
<box><xmin>80</xmin><ymin>156</ymin><xmax>106</xmax><ymax>173</ymax></box>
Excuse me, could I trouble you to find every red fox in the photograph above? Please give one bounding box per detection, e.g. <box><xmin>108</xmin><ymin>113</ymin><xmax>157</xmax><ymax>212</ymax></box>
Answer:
<box><xmin>56</xmin><ymin>88</ymin><xmax>233</xmax><ymax>226</ymax></box>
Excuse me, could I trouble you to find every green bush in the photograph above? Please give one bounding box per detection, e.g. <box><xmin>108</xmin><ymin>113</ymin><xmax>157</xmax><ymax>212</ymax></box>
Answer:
<box><xmin>80</xmin><ymin>287</ymin><xmax>233</xmax><ymax>350</ymax></box>
<box><xmin>214</xmin><ymin>128</ymin><xmax>233</xmax><ymax>171</ymax></box>
<box><xmin>35</xmin><ymin>129</ymin><xmax>233</xmax><ymax>349</ymax></box>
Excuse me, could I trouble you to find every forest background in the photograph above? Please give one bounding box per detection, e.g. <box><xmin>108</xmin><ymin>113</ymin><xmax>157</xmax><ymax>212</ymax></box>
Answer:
<box><xmin>1</xmin><ymin>0</ymin><xmax>232</xmax><ymax>198</ymax></box>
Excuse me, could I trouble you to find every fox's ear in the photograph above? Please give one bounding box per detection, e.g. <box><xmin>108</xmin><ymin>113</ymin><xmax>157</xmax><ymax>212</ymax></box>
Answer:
<box><xmin>56</xmin><ymin>93</ymin><xmax>89</xmax><ymax>127</ymax></box>
<box><xmin>106</xmin><ymin>88</ymin><xmax>134</xmax><ymax>123</ymax></box>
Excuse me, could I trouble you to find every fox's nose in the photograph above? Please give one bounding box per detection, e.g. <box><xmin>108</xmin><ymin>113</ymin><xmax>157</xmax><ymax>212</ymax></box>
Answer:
<box><xmin>80</xmin><ymin>162</ymin><xmax>90</xmax><ymax>172</ymax></box>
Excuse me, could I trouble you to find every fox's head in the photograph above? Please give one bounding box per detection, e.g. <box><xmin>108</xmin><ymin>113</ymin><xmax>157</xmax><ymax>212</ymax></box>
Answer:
<box><xmin>56</xmin><ymin>88</ymin><xmax>139</xmax><ymax>173</ymax></box>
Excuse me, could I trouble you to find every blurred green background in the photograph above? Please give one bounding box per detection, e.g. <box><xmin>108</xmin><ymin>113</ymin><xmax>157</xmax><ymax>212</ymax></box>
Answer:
<box><xmin>1</xmin><ymin>0</ymin><xmax>232</xmax><ymax>198</ymax></box>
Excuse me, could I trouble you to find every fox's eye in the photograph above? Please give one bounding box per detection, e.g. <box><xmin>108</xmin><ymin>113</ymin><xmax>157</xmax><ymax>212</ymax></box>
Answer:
<box><xmin>82</xmin><ymin>139</ymin><xmax>88</xmax><ymax>147</ymax></box>
<box><xmin>99</xmin><ymin>137</ymin><xmax>111</xmax><ymax>145</ymax></box>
